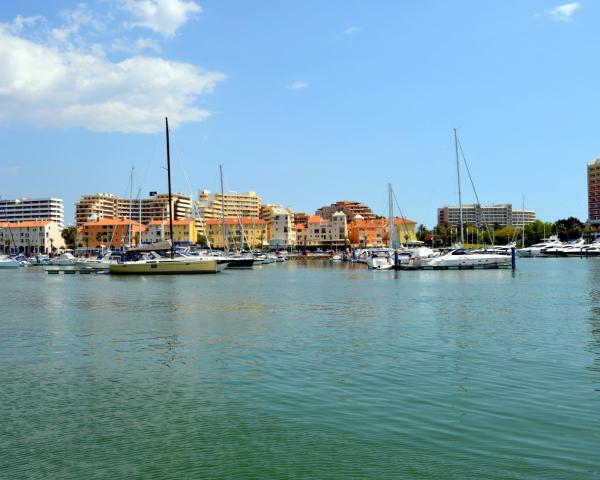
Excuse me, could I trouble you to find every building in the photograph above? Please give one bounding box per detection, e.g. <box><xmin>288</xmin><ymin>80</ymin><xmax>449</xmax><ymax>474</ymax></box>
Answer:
<box><xmin>588</xmin><ymin>157</ymin><xmax>600</xmax><ymax>224</ymax></box>
<box><xmin>260</xmin><ymin>204</ymin><xmax>296</xmax><ymax>247</ymax></box>
<box><xmin>303</xmin><ymin>212</ymin><xmax>348</xmax><ymax>249</ymax></box>
<box><xmin>78</xmin><ymin>218</ymin><xmax>142</xmax><ymax>249</ymax></box>
<box><xmin>204</xmin><ymin>218</ymin><xmax>267</xmax><ymax>249</ymax></box>
<box><xmin>0</xmin><ymin>221</ymin><xmax>65</xmax><ymax>254</ymax></box>
<box><xmin>293</xmin><ymin>212</ymin><xmax>310</xmax><ymax>227</ymax></box>
<box><xmin>437</xmin><ymin>204</ymin><xmax>536</xmax><ymax>228</ymax></box>
<box><xmin>75</xmin><ymin>193</ymin><xmax>193</xmax><ymax>226</ymax></box>
<box><xmin>141</xmin><ymin>219</ymin><xmax>197</xmax><ymax>245</ymax></box>
<box><xmin>348</xmin><ymin>217</ymin><xmax>386</xmax><ymax>247</ymax></box>
<box><xmin>196</xmin><ymin>190</ymin><xmax>261</xmax><ymax>220</ymax></box>
<box><xmin>389</xmin><ymin>218</ymin><xmax>418</xmax><ymax>244</ymax></box>
<box><xmin>0</xmin><ymin>198</ymin><xmax>64</xmax><ymax>228</ymax></box>
<box><xmin>316</xmin><ymin>201</ymin><xmax>376</xmax><ymax>222</ymax></box>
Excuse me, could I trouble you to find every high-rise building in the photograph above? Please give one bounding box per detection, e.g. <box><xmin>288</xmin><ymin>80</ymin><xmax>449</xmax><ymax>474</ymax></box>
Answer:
<box><xmin>588</xmin><ymin>157</ymin><xmax>600</xmax><ymax>224</ymax></box>
<box><xmin>75</xmin><ymin>193</ymin><xmax>193</xmax><ymax>226</ymax></box>
<box><xmin>196</xmin><ymin>190</ymin><xmax>261</xmax><ymax>220</ymax></box>
<box><xmin>0</xmin><ymin>197</ymin><xmax>64</xmax><ymax>228</ymax></box>
<box><xmin>315</xmin><ymin>201</ymin><xmax>376</xmax><ymax>221</ymax></box>
<box><xmin>437</xmin><ymin>204</ymin><xmax>536</xmax><ymax>228</ymax></box>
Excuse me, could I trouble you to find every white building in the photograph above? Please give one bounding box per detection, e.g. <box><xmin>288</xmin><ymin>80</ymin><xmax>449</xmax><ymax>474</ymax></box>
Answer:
<box><xmin>0</xmin><ymin>197</ymin><xmax>64</xmax><ymax>228</ymax></box>
<box><xmin>264</xmin><ymin>206</ymin><xmax>295</xmax><ymax>248</ymax></box>
<box><xmin>438</xmin><ymin>204</ymin><xmax>536</xmax><ymax>228</ymax></box>
<box><xmin>305</xmin><ymin>211</ymin><xmax>348</xmax><ymax>248</ymax></box>
<box><xmin>0</xmin><ymin>221</ymin><xmax>65</xmax><ymax>254</ymax></box>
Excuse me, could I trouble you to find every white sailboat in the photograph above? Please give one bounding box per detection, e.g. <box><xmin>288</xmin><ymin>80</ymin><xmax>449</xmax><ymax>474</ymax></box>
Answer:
<box><xmin>420</xmin><ymin>129</ymin><xmax>513</xmax><ymax>270</ymax></box>
<box><xmin>110</xmin><ymin>118</ymin><xmax>224</xmax><ymax>275</ymax></box>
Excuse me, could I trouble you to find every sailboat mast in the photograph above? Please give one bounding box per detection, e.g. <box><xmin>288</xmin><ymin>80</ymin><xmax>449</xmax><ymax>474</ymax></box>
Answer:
<box><xmin>522</xmin><ymin>195</ymin><xmax>525</xmax><ymax>249</ymax></box>
<box><xmin>219</xmin><ymin>164</ymin><xmax>227</xmax><ymax>252</ymax></box>
<box><xmin>165</xmin><ymin>117</ymin><xmax>175</xmax><ymax>259</ymax></box>
<box><xmin>388</xmin><ymin>183</ymin><xmax>395</xmax><ymax>248</ymax></box>
<box><xmin>454</xmin><ymin>128</ymin><xmax>465</xmax><ymax>245</ymax></box>
<box><xmin>128</xmin><ymin>166</ymin><xmax>134</xmax><ymax>247</ymax></box>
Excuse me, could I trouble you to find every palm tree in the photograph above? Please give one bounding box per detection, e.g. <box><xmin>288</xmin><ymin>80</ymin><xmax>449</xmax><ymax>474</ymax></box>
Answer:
<box><xmin>96</xmin><ymin>232</ymin><xmax>104</xmax><ymax>248</ymax></box>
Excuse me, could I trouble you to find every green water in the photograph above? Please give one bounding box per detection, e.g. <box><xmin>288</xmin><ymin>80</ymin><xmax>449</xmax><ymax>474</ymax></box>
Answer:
<box><xmin>1</xmin><ymin>260</ymin><xmax>599</xmax><ymax>479</ymax></box>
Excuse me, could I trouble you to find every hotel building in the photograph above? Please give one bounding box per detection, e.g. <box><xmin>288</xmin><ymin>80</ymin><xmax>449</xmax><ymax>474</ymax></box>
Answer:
<box><xmin>437</xmin><ymin>204</ymin><xmax>536</xmax><ymax>228</ymax></box>
<box><xmin>0</xmin><ymin>198</ymin><xmax>64</xmax><ymax>228</ymax></box>
<box><xmin>196</xmin><ymin>190</ymin><xmax>261</xmax><ymax>220</ymax></box>
<box><xmin>316</xmin><ymin>200</ymin><xmax>376</xmax><ymax>222</ymax></box>
<box><xmin>588</xmin><ymin>157</ymin><xmax>600</xmax><ymax>224</ymax></box>
<box><xmin>75</xmin><ymin>193</ymin><xmax>193</xmax><ymax>226</ymax></box>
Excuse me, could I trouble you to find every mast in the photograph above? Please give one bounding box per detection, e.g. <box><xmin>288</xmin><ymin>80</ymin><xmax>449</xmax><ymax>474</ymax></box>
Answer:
<box><xmin>219</xmin><ymin>164</ymin><xmax>227</xmax><ymax>252</ymax></box>
<box><xmin>128</xmin><ymin>167</ymin><xmax>134</xmax><ymax>247</ymax></box>
<box><xmin>522</xmin><ymin>195</ymin><xmax>525</xmax><ymax>249</ymax></box>
<box><xmin>165</xmin><ymin>117</ymin><xmax>175</xmax><ymax>259</ymax></box>
<box><xmin>388</xmin><ymin>183</ymin><xmax>395</xmax><ymax>248</ymax></box>
<box><xmin>454</xmin><ymin>128</ymin><xmax>464</xmax><ymax>246</ymax></box>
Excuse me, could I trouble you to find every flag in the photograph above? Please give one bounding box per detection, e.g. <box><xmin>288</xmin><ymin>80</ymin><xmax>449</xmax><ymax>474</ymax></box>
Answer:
<box><xmin>149</xmin><ymin>191</ymin><xmax>157</xmax><ymax>197</ymax></box>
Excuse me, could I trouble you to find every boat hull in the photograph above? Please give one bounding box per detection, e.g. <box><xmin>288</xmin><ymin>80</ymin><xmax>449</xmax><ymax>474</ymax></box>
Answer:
<box><xmin>109</xmin><ymin>259</ymin><xmax>218</xmax><ymax>275</ymax></box>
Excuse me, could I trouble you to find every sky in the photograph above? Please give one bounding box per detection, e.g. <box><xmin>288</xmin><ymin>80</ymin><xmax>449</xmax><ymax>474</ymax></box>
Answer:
<box><xmin>0</xmin><ymin>0</ymin><xmax>598</xmax><ymax>227</ymax></box>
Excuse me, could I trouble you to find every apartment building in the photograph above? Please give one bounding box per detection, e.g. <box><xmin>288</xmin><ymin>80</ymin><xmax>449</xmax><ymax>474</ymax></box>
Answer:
<box><xmin>0</xmin><ymin>221</ymin><xmax>65</xmax><ymax>254</ymax></box>
<box><xmin>347</xmin><ymin>218</ymin><xmax>385</xmax><ymax>248</ymax></box>
<box><xmin>196</xmin><ymin>190</ymin><xmax>261</xmax><ymax>220</ymax></box>
<box><xmin>260</xmin><ymin>204</ymin><xmax>296</xmax><ymax>247</ymax></box>
<box><xmin>77</xmin><ymin>218</ymin><xmax>143</xmax><ymax>249</ymax></box>
<box><xmin>204</xmin><ymin>218</ymin><xmax>267</xmax><ymax>249</ymax></box>
<box><xmin>75</xmin><ymin>193</ymin><xmax>193</xmax><ymax>226</ymax></box>
<box><xmin>316</xmin><ymin>200</ymin><xmax>376</xmax><ymax>222</ymax></box>
<box><xmin>0</xmin><ymin>198</ymin><xmax>64</xmax><ymax>228</ymax></box>
<box><xmin>303</xmin><ymin>212</ymin><xmax>348</xmax><ymax>248</ymax></box>
<box><xmin>141</xmin><ymin>219</ymin><xmax>197</xmax><ymax>245</ymax></box>
<box><xmin>588</xmin><ymin>157</ymin><xmax>600</xmax><ymax>224</ymax></box>
<box><xmin>437</xmin><ymin>204</ymin><xmax>536</xmax><ymax>228</ymax></box>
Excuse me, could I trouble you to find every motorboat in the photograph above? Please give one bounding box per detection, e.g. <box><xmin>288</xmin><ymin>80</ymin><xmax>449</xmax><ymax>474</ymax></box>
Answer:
<box><xmin>331</xmin><ymin>254</ymin><xmax>342</xmax><ymax>261</ymax></box>
<box><xmin>0</xmin><ymin>255</ymin><xmax>23</xmax><ymax>268</ymax></box>
<box><xmin>517</xmin><ymin>236</ymin><xmax>561</xmax><ymax>257</ymax></box>
<box><xmin>540</xmin><ymin>238</ymin><xmax>585</xmax><ymax>257</ymax></box>
<box><xmin>50</xmin><ymin>252</ymin><xmax>77</xmax><ymax>266</ymax></box>
<box><xmin>366</xmin><ymin>249</ymin><xmax>395</xmax><ymax>270</ymax></box>
<box><xmin>421</xmin><ymin>249</ymin><xmax>513</xmax><ymax>269</ymax></box>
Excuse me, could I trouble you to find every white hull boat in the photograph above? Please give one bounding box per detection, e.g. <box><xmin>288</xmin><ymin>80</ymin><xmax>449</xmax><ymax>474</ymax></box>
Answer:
<box><xmin>421</xmin><ymin>249</ymin><xmax>512</xmax><ymax>269</ymax></box>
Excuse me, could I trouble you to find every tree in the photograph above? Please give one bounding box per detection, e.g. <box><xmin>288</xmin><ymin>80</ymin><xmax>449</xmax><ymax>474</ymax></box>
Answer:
<box><xmin>61</xmin><ymin>226</ymin><xmax>78</xmax><ymax>249</ymax></box>
<box><xmin>554</xmin><ymin>217</ymin><xmax>584</xmax><ymax>241</ymax></box>
<box><xmin>83</xmin><ymin>235</ymin><xmax>90</xmax><ymax>249</ymax></box>
<box><xmin>96</xmin><ymin>231</ymin><xmax>104</xmax><ymax>247</ymax></box>
<box><xmin>416</xmin><ymin>224</ymin><xmax>429</xmax><ymax>242</ymax></box>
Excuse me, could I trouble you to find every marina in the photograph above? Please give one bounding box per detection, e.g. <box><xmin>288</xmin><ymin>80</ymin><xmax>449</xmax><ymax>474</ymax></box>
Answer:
<box><xmin>2</xmin><ymin>258</ymin><xmax>600</xmax><ymax>479</ymax></box>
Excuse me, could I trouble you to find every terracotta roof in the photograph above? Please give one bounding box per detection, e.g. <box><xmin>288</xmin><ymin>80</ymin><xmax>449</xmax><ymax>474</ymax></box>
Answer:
<box><xmin>308</xmin><ymin>215</ymin><xmax>323</xmax><ymax>224</ymax></box>
<box><xmin>82</xmin><ymin>218</ymin><xmax>141</xmax><ymax>226</ymax></box>
<box><xmin>349</xmin><ymin>220</ymin><xmax>385</xmax><ymax>228</ymax></box>
<box><xmin>0</xmin><ymin>220</ymin><xmax>52</xmax><ymax>228</ymax></box>
<box><xmin>205</xmin><ymin>218</ymin><xmax>266</xmax><ymax>225</ymax></box>
<box><xmin>147</xmin><ymin>219</ymin><xmax>194</xmax><ymax>226</ymax></box>
<box><xmin>393</xmin><ymin>217</ymin><xmax>417</xmax><ymax>225</ymax></box>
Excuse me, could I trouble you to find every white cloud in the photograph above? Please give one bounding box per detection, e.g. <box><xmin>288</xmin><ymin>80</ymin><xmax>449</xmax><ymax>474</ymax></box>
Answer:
<box><xmin>0</xmin><ymin>24</ymin><xmax>225</xmax><ymax>133</ymax></box>
<box><xmin>289</xmin><ymin>80</ymin><xmax>309</xmax><ymax>90</ymax></box>
<box><xmin>7</xmin><ymin>15</ymin><xmax>44</xmax><ymax>34</ymax></box>
<box><xmin>343</xmin><ymin>26</ymin><xmax>362</xmax><ymax>35</ymax></box>
<box><xmin>112</xmin><ymin>36</ymin><xmax>162</xmax><ymax>54</ymax></box>
<box><xmin>50</xmin><ymin>3</ymin><xmax>105</xmax><ymax>46</ymax></box>
<box><xmin>541</xmin><ymin>3</ymin><xmax>580</xmax><ymax>22</ymax></box>
<box><xmin>122</xmin><ymin>0</ymin><xmax>201</xmax><ymax>37</ymax></box>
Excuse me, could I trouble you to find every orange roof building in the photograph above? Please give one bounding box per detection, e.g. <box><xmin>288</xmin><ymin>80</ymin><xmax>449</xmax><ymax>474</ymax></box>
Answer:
<box><xmin>78</xmin><ymin>218</ymin><xmax>142</xmax><ymax>249</ymax></box>
<box><xmin>0</xmin><ymin>220</ymin><xmax>65</xmax><ymax>254</ymax></box>
<box><xmin>205</xmin><ymin>218</ymin><xmax>267</xmax><ymax>249</ymax></box>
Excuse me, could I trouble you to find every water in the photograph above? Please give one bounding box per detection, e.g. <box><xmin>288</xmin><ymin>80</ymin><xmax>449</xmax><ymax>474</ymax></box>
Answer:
<box><xmin>1</xmin><ymin>259</ymin><xmax>599</xmax><ymax>479</ymax></box>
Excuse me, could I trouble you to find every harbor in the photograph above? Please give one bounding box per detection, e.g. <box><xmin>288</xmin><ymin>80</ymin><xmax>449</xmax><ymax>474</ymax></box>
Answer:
<box><xmin>2</xmin><ymin>258</ymin><xmax>600</xmax><ymax>479</ymax></box>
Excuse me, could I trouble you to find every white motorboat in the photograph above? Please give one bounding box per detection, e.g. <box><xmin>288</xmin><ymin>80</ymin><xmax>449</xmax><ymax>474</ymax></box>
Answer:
<box><xmin>517</xmin><ymin>236</ymin><xmax>561</xmax><ymax>257</ymax></box>
<box><xmin>50</xmin><ymin>252</ymin><xmax>77</xmax><ymax>266</ymax></box>
<box><xmin>366</xmin><ymin>249</ymin><xmax>395</xmax><ymax>270</ymax></box>
<box><xmin>421</xmin><ymin>249</ymin><xmax>513</xmax><ymax>269</ymax></box>
<box><xmin>0</xmin><ymin>255</ymin><xmax>22</xmax><ymax>268</ymax></box>
<box><xmin>331</xmin><ymin>254</ymin><xmax>342</xmax><ymax>261</ymax></box>
<box><xmin>541</xmin><ymin>238</ymin><xmax>584</xmax><ymax>257</ymax></box>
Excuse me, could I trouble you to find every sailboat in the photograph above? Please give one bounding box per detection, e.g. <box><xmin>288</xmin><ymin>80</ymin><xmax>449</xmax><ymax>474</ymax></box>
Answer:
<box><xmin>421</xmin><ymin>129</ymin><xmax>513</xmax><ymax>270</ymax></box>
<box><xmin>110</xmin><ymin>118</ymin><xmax>224</xmax><ymax>275</ymax></box>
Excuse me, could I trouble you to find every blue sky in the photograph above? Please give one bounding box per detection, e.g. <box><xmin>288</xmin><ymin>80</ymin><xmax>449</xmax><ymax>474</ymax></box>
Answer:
<box><xmin>0</xmin><ymin>1</ymin><xmax>597</xmax><ymax>226</ymax></box>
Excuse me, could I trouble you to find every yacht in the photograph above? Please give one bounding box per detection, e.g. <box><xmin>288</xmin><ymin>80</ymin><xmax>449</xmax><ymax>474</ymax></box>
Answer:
<box><xmin>541</xmin><ymin>238</ymin><xmax>584</xmax><ymax>257</ymax></box>
<box><xmin>517</xmin><ymin>236</ymin><xmax>561</xmax><ymax>257</ymax></box>
<box><xmin>50</xmin><ymin>252</ymin><xmax>78</xmax><ymax>266</ymax></box>
<box><xmin>421</xmin><ymin>248</ymin><xmax>513</xmax><ymax>269</ymax></box>
<box><xmin>366</xmin><ymin>249</ymin><xmax>395</xmax><ymax>270</ymax></box>
<box><xmin>0</xmin><ymin>255</ymin><xmax>22</xmax><ymax>268</ymax></box>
